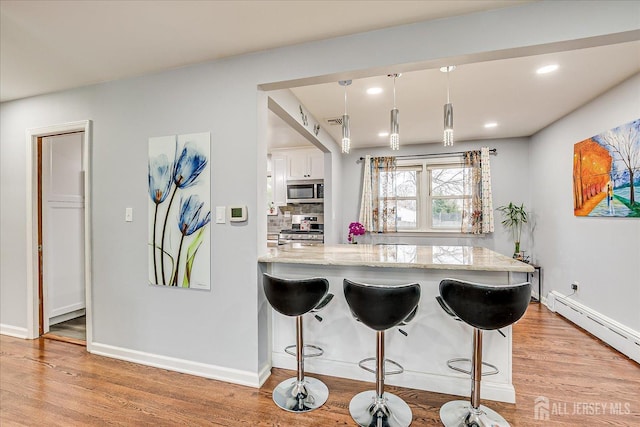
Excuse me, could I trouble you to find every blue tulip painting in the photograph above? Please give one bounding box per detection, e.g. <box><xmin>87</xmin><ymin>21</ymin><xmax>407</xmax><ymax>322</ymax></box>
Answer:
<box><xmin>148</xmin><ymin>133</ymin><xmax>211</xmax><ymax>289</ymax></box>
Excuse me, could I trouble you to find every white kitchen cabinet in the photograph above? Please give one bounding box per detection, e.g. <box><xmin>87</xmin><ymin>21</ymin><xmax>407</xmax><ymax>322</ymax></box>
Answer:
<box><xmin>286</xmin><ymin>148</ymin><xmax>324</xmax><ymax>180</ymax></box>
<box><xmin>307</xmin><ymin>151</ymin><xmax>324</xmax><ymax>179</ymax></box>
<box><xmin>271</xmin><ymin>154</ymin><xmax>288</xmax><ymax>206</ymax></box>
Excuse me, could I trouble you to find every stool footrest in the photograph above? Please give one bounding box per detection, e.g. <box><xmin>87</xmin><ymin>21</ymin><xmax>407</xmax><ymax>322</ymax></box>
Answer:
<box><xmin>446</xmin><ymin>358</ymin><xmax>499</xmax><ymax>376</ymax></box>
<box><xmin>285</xmin><ymin>344</ymin><xmax>324</xmax><ymax>358</ymax></box>
<box><xmin>358</xmin><ymin>357</ymin><xmax>404</xmax><ymax>376</ymax></box>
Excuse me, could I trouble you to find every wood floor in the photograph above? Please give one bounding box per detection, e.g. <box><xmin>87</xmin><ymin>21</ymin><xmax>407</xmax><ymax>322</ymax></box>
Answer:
<box><xmin>1</xmin><ymin>304</ymin><xmax>638</xmax><ymax>426</ymax></box>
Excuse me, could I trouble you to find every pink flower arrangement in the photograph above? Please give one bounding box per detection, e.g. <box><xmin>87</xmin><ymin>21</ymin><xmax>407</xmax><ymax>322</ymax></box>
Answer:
<box><xmin>348</xmin><ymin>222</ymin><xmax>366</xmax><ymax>243</ymax></box>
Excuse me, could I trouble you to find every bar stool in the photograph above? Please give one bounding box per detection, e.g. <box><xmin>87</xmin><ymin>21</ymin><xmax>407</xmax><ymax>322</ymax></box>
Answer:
<box><xmin>435</xmin><ymin>296</ymin><xmax>500</xmax><ymax>377</ymax></box>
<box><xmin>438</xmin><ymin>279</ymin><xmax>531</xmax><ymax>427</ymax></box>
<box><xmin>344</xmin><ymin>279</ymin><xmax>421</xmax><ymax>427</ymax></box>
<box><xmin>263</xmin><ymin>273</ymin><xmax>332</xmax><ymax>412</ymax></box>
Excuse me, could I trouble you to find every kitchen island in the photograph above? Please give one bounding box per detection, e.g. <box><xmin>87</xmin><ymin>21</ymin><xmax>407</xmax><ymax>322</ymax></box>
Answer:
<box><xmin>258</xmin><ymin>244</ymin><xmax>534</xmax><ymax>403</ymax></box>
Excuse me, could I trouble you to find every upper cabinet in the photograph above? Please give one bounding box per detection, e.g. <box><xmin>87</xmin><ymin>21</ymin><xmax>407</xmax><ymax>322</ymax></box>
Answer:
<box><xmin>269</xmin><ymin>153</ymin><xmax>288</xmax><ymax>207</ymax></box>
<box><xmin>285</xmin><ymin>148</ymin><xmax>324</xmax><ymax>180</ymax></box>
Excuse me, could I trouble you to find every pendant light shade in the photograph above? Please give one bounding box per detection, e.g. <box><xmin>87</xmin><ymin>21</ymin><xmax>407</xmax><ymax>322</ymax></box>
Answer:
<box><xmin>339</xmin><ymin>80</ymin><xmax>352</xmax><ymax>154</ymax></box>
<box><xmin>341</xmin><ymin>114</ymin><xmax>350</xmax><ymax>153</ymax></box>
<box><xmin>389</xmin><ymin>73</ymin><xmax>400</xmax><ymax>150</ymax></box>
<box><xmin>441</xmin><ymin>66</ymin><xmax>455</xmax><ymax>146</ymax></box>
<box><xmin>390</xmin><ymin>108</ymin><xmax>399</xmax><ymax>150</ymax></box>
<box><xmin>443</xmin><ymin>103</ymin><xmax>453</xmax><ymax>146</ymax></box>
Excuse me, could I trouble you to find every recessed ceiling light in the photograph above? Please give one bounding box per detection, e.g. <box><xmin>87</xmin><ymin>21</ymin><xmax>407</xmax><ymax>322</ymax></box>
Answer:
<box><xmin>484</xmin><ymin>122</ymin><xmax>498</xmax><ymax>129</ymax></box>
<box><xmin>378</xmin><ymin>131</ymin><xmax>389</xmax><ymax>137</ymax></box>
<box><xmin>536</xmin><ymin>64</ymin><xmax>559</xmax><ymax>74</ymax></box>
<box><xmin>367</xmin><ymin>87</ymin><xmax>383</xmax><ymax>95</ymax></box>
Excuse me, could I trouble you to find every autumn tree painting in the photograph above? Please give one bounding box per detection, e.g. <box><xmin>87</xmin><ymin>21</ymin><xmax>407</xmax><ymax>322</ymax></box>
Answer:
<box><xmin>574</xmin><ymin>119</ymin><xmax>640</xmax><ymax>217</ymax></box>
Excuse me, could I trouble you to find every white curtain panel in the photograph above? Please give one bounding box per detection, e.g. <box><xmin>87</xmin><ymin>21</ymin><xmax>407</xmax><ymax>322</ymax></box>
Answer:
<box><xmin>462</xmin><ymin>147</ymin><xmax>494</xmax><ymax>234</ymax></box>
<box><xmin>481</xmin><ymin>146</ymin><xmax>495</xmax><ymax>233</ymax></box>
<box><xmin>358</xmin><ymin>155</ymin><xmax>373</xmax><ymax>231</ymax></box>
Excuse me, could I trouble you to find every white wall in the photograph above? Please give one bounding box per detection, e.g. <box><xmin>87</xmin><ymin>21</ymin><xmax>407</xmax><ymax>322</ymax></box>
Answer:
<box><xmin>530</xmin><ymin>73</ymin><xmax>640</xmax><ymax>331</ymax></box>
<box><xmin>2</xmin><ymin>1</ymin><xmax>638</xmax><ymax>381</ymax></box>
<box><xmin>339</xmin><ymin>138</ymin><xmax>531</xmax><ymax>257</ymax></box>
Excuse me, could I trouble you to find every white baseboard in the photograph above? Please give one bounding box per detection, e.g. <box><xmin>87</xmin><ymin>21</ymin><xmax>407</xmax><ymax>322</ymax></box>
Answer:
<box><xmin>0</xmin><ymin>324</ymin><xmax>29</xmax><ymax>339</ymax></box>
<box><xmin>272</xmin><ymin>352</ymin><xmax>516</xmax><ymax>403</ymax></box>
<box><xmin>258</xmin><ymin>362</ymin><xmax>271</xmax><ymax>387</ymax></box>
<box><xmin>50</xmin><ymin>308</ymin><xmax>86</xmax><ymax>326</ymax></box>
<box><xmin>91</xmin><ymin>342</ymin><xmax>267</xmax><ymax>388</ymax></box>
<box><xmin>547</xmin><ymin>291</ymin><xmax>640</xmax><ymax>364</ymax></box>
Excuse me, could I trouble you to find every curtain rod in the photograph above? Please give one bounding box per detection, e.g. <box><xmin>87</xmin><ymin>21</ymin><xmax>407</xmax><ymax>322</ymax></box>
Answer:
<box><xmin>358</xmin><ymin>148</ymin><xmax>497</xmax><ymax>161</ymax></box>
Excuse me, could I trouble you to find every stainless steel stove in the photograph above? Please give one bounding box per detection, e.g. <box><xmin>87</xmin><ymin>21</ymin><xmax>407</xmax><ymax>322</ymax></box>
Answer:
<box><xmin>279</xmin><ymin>214</ymin><xmax>324</xmax><ymax>245</ymax></box>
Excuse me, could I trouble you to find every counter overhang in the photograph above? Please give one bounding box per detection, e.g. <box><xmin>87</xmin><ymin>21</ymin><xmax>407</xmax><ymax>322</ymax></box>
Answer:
<box><xmin>259</xmin><ymin>244</ymin><xmax>534</xmax><ymax>273</ymax></box>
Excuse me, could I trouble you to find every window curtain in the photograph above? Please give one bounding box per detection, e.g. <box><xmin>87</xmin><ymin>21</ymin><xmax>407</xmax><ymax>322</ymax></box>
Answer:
<box><xmin>359</xmin><ymin>156</ymin><xmax>397</xmax><ymax>233</ymax></box>
<box><xmin>461</xmin><ymin>147</ymin><xmax>494</xmax><ymax>234</ymax></box>
<box><xmin>358</xmin><ymin>155</ymin><xmax>373</xmax><ymax>230</ymax></box>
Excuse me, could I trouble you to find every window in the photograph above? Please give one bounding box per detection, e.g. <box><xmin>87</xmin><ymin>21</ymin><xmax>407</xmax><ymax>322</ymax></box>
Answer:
<box><xmin>380</xmin><ymin>167</ymin><xmax>419</xmax><ymax>228</ymax></box>
<box><xmin>382</xmin><ymin>158</ymin><xmax>471</xmax><ymax>232</ymax></box>
<box><xmin>429</xmin><ymin>165</ymin><xmax>467</xmax><ymax>230</ymax></box>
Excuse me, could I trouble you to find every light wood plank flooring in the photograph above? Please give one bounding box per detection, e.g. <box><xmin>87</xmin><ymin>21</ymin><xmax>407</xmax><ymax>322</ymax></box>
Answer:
<box><xmin>1</xmin><ymin>304</ymin><xmax>638</xmax><ymax>426</ymax></box>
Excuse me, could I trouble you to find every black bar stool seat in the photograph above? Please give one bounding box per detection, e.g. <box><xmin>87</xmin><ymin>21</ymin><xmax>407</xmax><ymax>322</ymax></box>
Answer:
<box><xmin>438</xmin><ymin>278</ymin><xmax>531</xmax><ymax>427</ymax></box>
<box><xmin>344</xmin><ymin>279</ymin><xmax>421</xmax><ymax>427</ymax></box>
<box><xmin>263</xmin><ymin>273</ymin><xmax>331</xmax><ymax>413</ymax></box>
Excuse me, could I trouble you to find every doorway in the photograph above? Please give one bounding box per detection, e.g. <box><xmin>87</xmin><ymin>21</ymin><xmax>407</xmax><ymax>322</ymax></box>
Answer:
<box><xmin>39</xmin><ymin>132</ymin><xmax>86</xmax><ymax>345</ymax></box>
<box><xmin>26</xmin><ymin>120</ymin><xmax>93</xmax><ymax>349</ymax></box>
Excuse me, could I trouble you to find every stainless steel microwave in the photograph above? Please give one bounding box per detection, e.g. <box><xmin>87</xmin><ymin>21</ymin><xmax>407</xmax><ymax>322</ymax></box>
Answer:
<box><xmin>286</xmin><ymin>180</ymin><xmax>324</xmax><ymax>204</ymax></box>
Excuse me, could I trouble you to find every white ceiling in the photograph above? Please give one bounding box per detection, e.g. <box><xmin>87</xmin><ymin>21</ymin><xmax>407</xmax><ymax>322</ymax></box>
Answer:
<box><xmin>0</xmin><ymin>0</ymin><xmax>528</xmax><ymax>102</ymax></box>
<box><xmin>291</xmin><ymin>41</ymin><xmax>640</xmax><ymax>149</ymax></box>
<box><xmin>2</xmin><ymin>1</ymin><xmax>638</xmax><ymax>151</ymax></box>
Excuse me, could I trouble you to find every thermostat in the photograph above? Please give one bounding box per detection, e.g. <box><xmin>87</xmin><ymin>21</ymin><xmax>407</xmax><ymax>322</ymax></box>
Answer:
<box><xmin>228</xmin><ymin>205</ymin><xmax>248</xmax><ymax>222</ymax></box>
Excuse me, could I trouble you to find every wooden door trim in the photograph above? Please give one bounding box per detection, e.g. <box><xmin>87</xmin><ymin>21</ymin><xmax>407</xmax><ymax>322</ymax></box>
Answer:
<box><xmin>37</xmin><ymin>137</ymin><xmax>44</xmax><ymax>336</ymax></box>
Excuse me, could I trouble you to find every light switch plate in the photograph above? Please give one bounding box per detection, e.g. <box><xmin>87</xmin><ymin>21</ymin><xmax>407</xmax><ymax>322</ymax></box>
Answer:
<box><xmin>215</xmin><ymin>206</ymin><xmax>226</xmax><ymax>224</ymax></box>
<box><xmin>125</xmin><ymin>207</ymin><xmax>133</xmax><ymax>222</ymax></box>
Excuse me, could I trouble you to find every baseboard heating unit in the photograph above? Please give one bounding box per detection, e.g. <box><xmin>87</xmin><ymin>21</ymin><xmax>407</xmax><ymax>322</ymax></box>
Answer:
<box><xmin>547</xmin><ymin>291</ymin><xmax>639</xmax><ymax>364</ymax></box>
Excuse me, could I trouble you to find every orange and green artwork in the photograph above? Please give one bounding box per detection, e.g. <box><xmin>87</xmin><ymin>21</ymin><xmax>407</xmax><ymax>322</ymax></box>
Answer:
<box><xmin>573</xmin><ymin>119</ymin><xmax>640</xmax><ymax>217</ymax></box>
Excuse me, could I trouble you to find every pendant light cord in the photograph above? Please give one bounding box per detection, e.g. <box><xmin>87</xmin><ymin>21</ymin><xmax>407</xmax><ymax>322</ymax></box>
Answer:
<box><xmin>393</xmin><ymin>74</ymin><xmax>397</xmax><ymax>108</ymax></box>
<box><xmin>446</xmin><ymin>70</ymin><xmax>451</xmax><ymax>103</ymax></box>
<box><xmin>344</xmin><ymin>84</ymin><xmax>348</xmax><ymax>115</ymax></box>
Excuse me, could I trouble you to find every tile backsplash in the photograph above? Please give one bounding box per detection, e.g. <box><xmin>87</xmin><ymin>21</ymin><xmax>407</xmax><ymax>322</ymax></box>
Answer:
<box><xmin>268</xmin><ymin>203</ymin><xmax>324</xmax><ymax>233</ymax></box>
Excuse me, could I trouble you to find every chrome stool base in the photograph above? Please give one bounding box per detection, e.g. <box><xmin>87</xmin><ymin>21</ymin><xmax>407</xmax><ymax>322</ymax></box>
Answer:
<box><xmin>272</xmin><ymin>377</ymin><xmax>329</xmax><ymax>413</ymax></box>
<box><xmin>349</xmin><ymin>390</ymin><xmax>413</xmax><ymax>427</ymax></box>
<box><xmin>440</xmin><ymin>400</ymin><xmax>509</xmax><ymax>427</ymax></box>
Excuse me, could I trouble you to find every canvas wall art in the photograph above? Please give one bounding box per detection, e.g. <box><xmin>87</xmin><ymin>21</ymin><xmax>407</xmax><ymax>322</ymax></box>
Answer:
<box><xmin>148</xmin><ymin>133</ymin><xmax>211</xmax><ymax>289</ymax></box>
<box><xmin>573</xmin><ymin>119</ymin><xmax>639</xmax><ymax>217</ymax></box>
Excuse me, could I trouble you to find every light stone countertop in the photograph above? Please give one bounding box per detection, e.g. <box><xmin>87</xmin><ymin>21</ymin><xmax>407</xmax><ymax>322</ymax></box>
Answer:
<box><xmin>258</xmin><ymin>243</ymin><xmax>535</xmax><ymax>272</ymax></box>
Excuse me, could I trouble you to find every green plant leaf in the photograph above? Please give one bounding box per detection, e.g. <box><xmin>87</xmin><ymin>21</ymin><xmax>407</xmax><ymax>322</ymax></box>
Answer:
<box><xmin>496</xmin><ymin>202</ymin><xmax>528</xmax><ymax>252</ymax></box>
<box><xmin>182</xmin><ymin>227</ymin><xmax>206</xmax><ymax>288</ymax></box>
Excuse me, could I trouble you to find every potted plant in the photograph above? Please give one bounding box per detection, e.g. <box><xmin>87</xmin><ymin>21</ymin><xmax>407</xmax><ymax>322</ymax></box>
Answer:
<box><xmin>348</xmin><ymin>222</ymin><xmax>365</xmax><ymax>244</ymax></box>
<box><xmin>497</xmin><ymin>202</ymin><xmax>528</xmax><ymax>258</ymax></box>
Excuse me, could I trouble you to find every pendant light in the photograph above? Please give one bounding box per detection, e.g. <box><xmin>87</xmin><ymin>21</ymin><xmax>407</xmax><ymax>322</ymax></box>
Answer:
<box><xmin>389</xmin><ymin>73</ymin><xmax>400</xmax><ymax>151</ymax></box>
<box><xmin>441</xmin><ymin>66</ymin><xmax>455</xmax><ymax>146</ymax></box>
<box><xmin>339</xmin><ymin>80</ymin><xmax>352</xmax><ymax>154</ymax></box>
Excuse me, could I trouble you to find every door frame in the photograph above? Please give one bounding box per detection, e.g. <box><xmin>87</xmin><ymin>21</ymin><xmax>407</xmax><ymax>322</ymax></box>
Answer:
<box><xmin>25</xmin><ymin>120</ymin><xmax>93</xmax><ymax>350</ymax></box>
